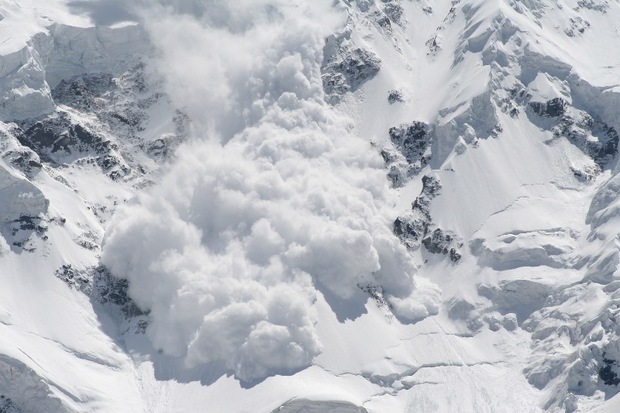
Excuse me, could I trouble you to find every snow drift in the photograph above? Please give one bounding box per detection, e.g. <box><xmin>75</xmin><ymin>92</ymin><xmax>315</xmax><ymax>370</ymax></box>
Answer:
<box><xmin>101</xmin><ymin>0</ymin><xmax>441</xmax><ymax>381</ymax></box>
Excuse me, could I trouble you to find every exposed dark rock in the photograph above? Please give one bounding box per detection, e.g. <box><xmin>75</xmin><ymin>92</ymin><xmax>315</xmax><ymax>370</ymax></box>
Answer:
<box><xmin>55</xmin><ymin>264</ymin><xmax>89</xmax><ymax>289</ymax></box>
<box><xmin>18</xmin><ymin>65</ymin><xmax>184</xmax><ymax>187</ymax></box>
<box><xmin>76</xmin><ymin>238</ymin><xmax>99</xmax><ymax>251</ymax></box>
<box><xmin>4</xmin><ymin>215</ymin><xmax>48</xmax><ymax>252</ymax></box>
<box><xmin>422</xmin><ymin>228</ymin><xmax>464</xmax><ymax>262</ymax></box>
<box><xmin>11</xmin><ymin>215</ymin><xmax>44</xmax><ymax>233</ymax></box>
<box><xmin>383</xmin><ymin>121</ymin><xmax>433</xmax><ymax>187</ymax></box>
<box><xmin>15</xmin><ymin>110</ymin><xmax>137</xmax><ymax>181</ymax></box>
<box><xmin>576</xmin><ymin>0</ymin><xmax>609</xmax><ymax>13</ymax></box>
<box><xmin>418</xmin><ymin>175</ymin><xmax>442</xmax><ymax>202</ymax></box>
<box><xmin>393</xmin><ymin>216</ymin><xmax>429</xmax><ymax>248</ymax></box>
<box><xmin>381</xmin><ymin>148</ymin><xmax>408</xmax><ymax>187</ymax></box>
<box><xmin>389</xmin><ymin>121</ymin><xmax>431</xmax><ymax>164</ymax></box>
<box><xmin>17</xmin><ymin>113</ymin><xmax>111</xmax><ymax>161</ymax></box>
<box><xmin>571</xmin><ymin>166</ymin><xmax>599</xmax><ymax>182</ymax></box>
<box><xmin>393</xmin><ymin>176</ymin><xmax>438</xmax><ymax>247</ymax></box>
<box><xmin>322</xmin><ymin>43</ymin><xmax>381</xmax><ymax>103</ymax></box>
<box><xmin>380</xmin><ymin>147</ymin><xmax>398</xmax><ymax>164</ymax></box>
<box><xmin>555</xmin><ymin>115</ymin><xmax>618</xmax><ymax>167</ymax></box>
<box><xmin>528</xmin><ymin>97</ymin><xmax>618</xmax><ymax>168</ymax></box>
<box><xmin>383</xmin><ymin>3</ymin><xmax>404</xmax><ymax>25</ymax></box>
<box><xmin>56</xmin><ymin>264</ymin><xmax>149</xmax><ymax>334</ymax></box>
<box><xmin>358</xmin><ymin>283</ymin><xmax>392</xmax><ymax>310</ymax></box>
<box><xmin>52</xmin><ymin>67</ymin><xmax>156</xmax><ymax>137</ymax></box>
<box><xmin>392</xmin><ymin>175</ymin><xmax>463</xmax><ymax>260</ymax></box>
<box><xmin>426</xmin><ymin>35</ymin><xmax>442</xmax><ymax>55</ymax></box>
<box><xmin>600</xmin><ymin>353</ymin><xmax>620</xmax><ymax>386</ymax></box>
<box><xmin>72</xmin><ymin>124</ymin><xmax>98</xmax><ymax>145</ymax></box>
<box><xmin>21</xmin><ymin>123</ymin><xmax>58</xmax><ymax>150</ymax></box>
<box><xmin>565</xmin><ymin>16</ymin><xmax>590</xmax><ymax>37</ymax></box>
<box><xmin>0</xmin><ymin>396</ymin><xmax>19</xmax><ymax>413</ymax></box>
<box><xmin>414</xmin><ymin>206</ymin><xmax>463</xmax><ymax>261</ymax></box>
<box><xmin>387</xmin><ymin>89</ymin><xmax>404</xmax><ymax>104</ymax></box>
<box><xmin>410</xmin><ymin>175</ymin><xmax>442</xmax><ymax>222</ymax></box>
<box><xmin>91</xmin><ymin>266</ymin><xmax>148</xmax><ymax>320</ymax></box>
<box><xmin>529</xmin><ymin>97</ymin><xmax>567</xmax><ymax>118</ymax></box>
<box><xmin>2</xmin><ymin>149</ymin><xmax>41</xmax><ymax>176</ymax></box>
<box><xmin>498</xmin><ymin>86</ymin><xmax>529</xmax><ymax>118</ymax></box>
<box><xmin>374</xmin><ymin>12</ymin><xmax>392</xmax><ymax>32</ymax></box>
<box><xmin>52</xmin><ymin>73</ymin><xmax>115</xmax><ymax>110</ymax></box>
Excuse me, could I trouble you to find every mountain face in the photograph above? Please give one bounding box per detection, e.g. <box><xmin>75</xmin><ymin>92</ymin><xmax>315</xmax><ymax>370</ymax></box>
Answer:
<box><xmin>1</xmin><ymin>0</ymin><xmax>620</xmax><ymax>412</ymax></box>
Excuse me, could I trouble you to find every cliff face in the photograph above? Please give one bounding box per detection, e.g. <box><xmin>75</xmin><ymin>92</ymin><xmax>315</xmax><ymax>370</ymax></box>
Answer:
<box><xmin>2</xmin><ymin>1</ymin><xmax>620</xmax><ymax>412</ymax></box>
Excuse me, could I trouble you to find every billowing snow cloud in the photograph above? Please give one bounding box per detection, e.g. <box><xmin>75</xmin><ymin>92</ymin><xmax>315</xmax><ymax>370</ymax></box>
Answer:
<box><xmin>101</xmin><ymin>0</ymin><xmax>441</xmax><ymax>381</ymax></box>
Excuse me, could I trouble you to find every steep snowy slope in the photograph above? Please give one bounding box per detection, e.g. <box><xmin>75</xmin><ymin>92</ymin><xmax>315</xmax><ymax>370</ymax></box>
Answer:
<box><xmin>0</xmin><ymin>1</ymin><xmax>186</xmax><ymax>412</ymax></box>
<box><xmin>1</xmin><ymin>0</ymin><xmax>620</xmax><ymax>412</ymax></box>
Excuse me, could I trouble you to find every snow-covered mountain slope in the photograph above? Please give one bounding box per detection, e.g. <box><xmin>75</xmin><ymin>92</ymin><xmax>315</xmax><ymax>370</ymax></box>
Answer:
<box><xmin>2</xmin><ymin>0</ymin><xmax>620</xmax><ymax>412</ymax></box>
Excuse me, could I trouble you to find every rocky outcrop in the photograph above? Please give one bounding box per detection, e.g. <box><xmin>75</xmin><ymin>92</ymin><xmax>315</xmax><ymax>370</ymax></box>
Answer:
<box><xmin>393</xmin><ymin>175</ymin><xmax>440</xmax><ymax>249</ymax></box>
<box><xmin>322</xmin><ymin>38</ymin><xmax>381</xmax><ymax>103</ymax></box>
<box><xmin>527</xmin><ymin>97</ymin><xmax>618</xmax><ymax>168</ymax></box>
<box><xmin>529</xmin><ymin>97</ymin><xmax>568</xmax><ymax>118</ymax></box>
<box><xmin>5</xmin><ymin>62</ymin><xmax>185</xmax><ymax>186</ymax></box>
<box><xmin>393</xmin><ymin>175</ymin><xmax>463</xmax><ymax>261</ymax></box>
<box><xmin>90</xmin><ymin>266</ymin><xmax>147</xmax><ymax>320</ymax></box>
<box><xmin>422</xmin><ymin>228</ymin><xmax>463</xmax><ymax>262</ymax></box>
<box><xmin>14</xmin><ymin>113</ymin><xmax>132</xmax><ymax>182</ymax></box>
<box><xmin>55</xmin><ymin>264</ymin><xmax>148</xmax><ymax>334</ymax></box>
<box><xmin>54</xmin><ymin>264</ymin><xmax>90</xmax><ymax>289</ymax></box>
<box><xmin>389</xmin><ymin>122</ymin><xmax>432</xmax><ymax>165</ymax></box>
<box><xmin>382</xmin><ymin>2</ymin><xmax>405</xmax><ymax>26</ymax></box>
<box><xmin>382</xmin><ymin>121</ymin><xmax>433</xmax><ymax>187</ymax></box>
<box><xmin>387</xmin><ymin>89</ymin><xmax>405</xmax><ymax>104</ymax></box>
<box><xmin>576</xmin><ymin>0</ymin><xmax>610</xmax><ymax>13</ymax></box>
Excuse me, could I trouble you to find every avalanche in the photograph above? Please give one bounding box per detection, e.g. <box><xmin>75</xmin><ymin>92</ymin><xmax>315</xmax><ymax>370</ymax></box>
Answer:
<box><xmin>1</xmin><ymin>0</ymin><xmax>620</xmax><ymax>412</ymax></box>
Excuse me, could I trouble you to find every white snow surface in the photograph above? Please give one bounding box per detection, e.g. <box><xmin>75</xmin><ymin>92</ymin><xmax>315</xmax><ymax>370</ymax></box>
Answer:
<box><xmin>1</xmin><ymin>0</ymin><xmax>620</xmax><ymax>412</ymax></box>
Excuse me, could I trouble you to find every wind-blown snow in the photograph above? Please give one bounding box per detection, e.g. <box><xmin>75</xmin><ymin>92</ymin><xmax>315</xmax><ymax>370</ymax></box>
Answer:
<box><xmin>101</xmin><ymin>0</ymin><xmax>440</xmax><ymax>381</ymax></box>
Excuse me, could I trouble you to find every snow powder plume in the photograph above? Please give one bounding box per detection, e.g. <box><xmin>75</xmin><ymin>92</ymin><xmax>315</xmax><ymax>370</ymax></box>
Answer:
<box><xmin>101</xmin><ymin>0</ymin><xmax>441</xmax><ymax>381</ymax></box>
